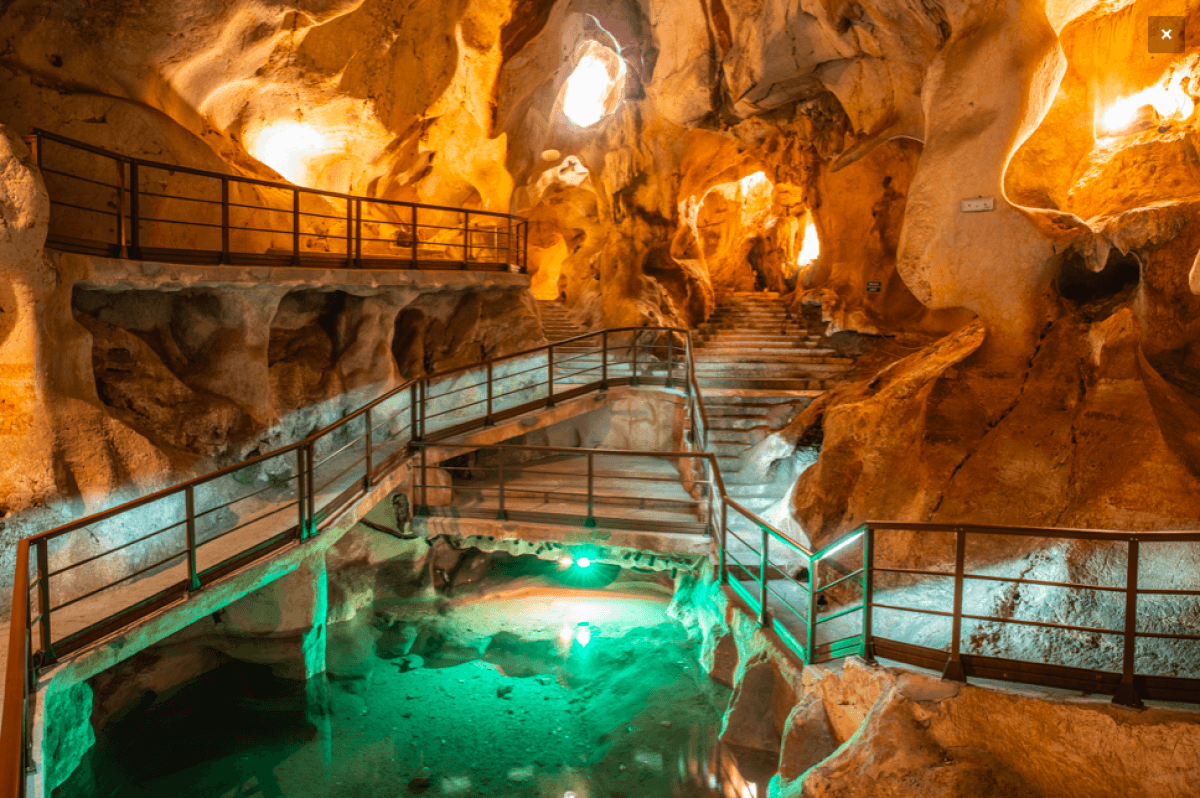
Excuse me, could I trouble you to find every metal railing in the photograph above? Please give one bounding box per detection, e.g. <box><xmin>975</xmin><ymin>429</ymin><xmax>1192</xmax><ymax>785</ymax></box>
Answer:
<box><xmin>26</xmin><ymin>129</ymin><xmax>528</xmax><ymax>272</ymax></box>
<box><xmin>4</xmin><ymin>321</ymin><xmax>1200</xmax><ymax>796</ymax></box>
<box><xmin>863</xmin><ymin>522</ymin><xmax>1200</xmax><ymax>708</ymax></box>
<box><xmin>0</xmin><ymin>325</ymin><xmax>688</xmax><ymax>798</ymax></box>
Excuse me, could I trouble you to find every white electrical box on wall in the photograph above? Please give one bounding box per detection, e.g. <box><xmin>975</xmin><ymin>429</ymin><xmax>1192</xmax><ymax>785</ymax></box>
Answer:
<box><xmin>961</xmin><ymin>197</ymin><xmax>994</xmax><ymax>213</ymax></box>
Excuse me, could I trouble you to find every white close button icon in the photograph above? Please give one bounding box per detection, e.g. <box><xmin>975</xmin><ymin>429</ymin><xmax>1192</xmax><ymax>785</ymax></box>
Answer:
<box><xmin>1163</xmin><ymin>28</ymin><xmax>1173</xmax><ymax>40</ymax></box>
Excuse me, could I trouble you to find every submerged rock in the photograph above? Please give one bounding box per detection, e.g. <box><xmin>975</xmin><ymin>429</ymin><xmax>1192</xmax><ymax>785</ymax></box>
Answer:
<box><xmin>395</xmin><ymin>654</ymin><xmax>424</xmax><ymax>672</ymax></box>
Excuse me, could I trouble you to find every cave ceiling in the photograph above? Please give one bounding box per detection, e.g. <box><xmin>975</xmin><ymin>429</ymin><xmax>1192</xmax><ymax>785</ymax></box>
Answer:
<box><xmin>1</xmin><ymin>0</ymin><xmax>1200</xmax><ymax>531</ymax></box>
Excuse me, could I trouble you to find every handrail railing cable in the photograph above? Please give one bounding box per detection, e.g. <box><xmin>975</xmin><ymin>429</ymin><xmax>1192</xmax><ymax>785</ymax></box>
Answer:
<box><xmin>26</xmin><ymin>129</ymin><xmax>528</xmax><ymax>273</ymax></box>
<box><xmin>3</xmin><ymin>318</ymin><xmax>1200</xmax><ymax>796</ymax></box>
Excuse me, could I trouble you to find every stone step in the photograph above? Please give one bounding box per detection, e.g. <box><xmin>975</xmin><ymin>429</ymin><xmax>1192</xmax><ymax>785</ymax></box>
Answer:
<box><xmin>701</xmin><ymin>327</ymin><xmax>819</xmax><ymax>337</ymax></box>
<box><xmin>711</xmin><ymin>441</ymin><xmax>752</xmax><ymax>458</ymax></box>
<box><xmin>695</xmin><ymin>354</ymin><xmax>852</xmax><ymax>366</ymax></box>
<box><xmin>724</xmin><ymin>478</ymin><xmax>788</xmax><ymax>495</ymax></box>
<box><xmin>705</xmin><ymin>415</ymin><xmax>788</xmax><ymax>431</ymax></box>
<box><xmin>693</xmin><ymin>363</ymin><xmax>852</xmax><ymax>376</ymax></box>
<box><xmin>707</xmin><ymin>428</ymin><xmax>772</xmax><ymax>444</ymax></box>
<box><xmin>700</xmin><ymin>330</ymin><xmax>817</xmax><ymax>340</ymax></box>
<box><xmin>700</xmin><ymin>377</ymin><xmax>830</xmax><ymax>390</ymax></box>
<box><xmin>696</xmin><ymin>344</ymin><xmax>839</xmax><ymax>355</ymax></box>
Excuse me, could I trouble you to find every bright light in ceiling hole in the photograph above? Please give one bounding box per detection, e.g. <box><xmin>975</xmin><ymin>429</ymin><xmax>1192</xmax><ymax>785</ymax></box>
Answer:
<box><xmin>249</xmin><ymin>121</ymin><xmax>328</xmax><ymax>185</ymax></box>
<box><xmin>564</xmin><ymin>54</ymin><xmax>617</xmax><ymax>127</ymax></box>
<box><xmin>1101</xmin><ymin>71</ymin><xmax>1195</xmax><ymax>135</ymax></box>
<box><xmin>797</xmin><ymin>217</ymin><xmax>820</xmax><ymax>267</ymax></box>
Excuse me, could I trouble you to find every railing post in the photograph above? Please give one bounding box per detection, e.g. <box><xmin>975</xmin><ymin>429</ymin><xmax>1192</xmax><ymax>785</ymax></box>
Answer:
<box><xmin>410</xmin><ymin>383</ymin><xmax>420</xmax><ymax>442</ymax></box>
<box><xmin>600</xmin><ymin>331</ymin><xmax>608</xmax><ymax>389</ymax></box>
<box><xmin>364</xmin><ymin>407</ymin><xmax>373</xmax><ymax>491</ymax></box>
<box><xmin>292</xmin><ymin>188</ymin><xmax>301</xmax><ymax>266</ymax></box>
<box><xmin>305</xmin><ymin>442</ymin><xmax>316</xmax><ymax>536</ymax></box>
<box><xmin>1113</xmin><ymin>538</ymin><xmax>1144</xmax><ymax>708</ymax></box>
<box><xmin>631</xmin><ymin>330</ymin><xmax>640</xmax><ymax>387</ymax></box>
<box><xmin>684</xmin><ymin>333</ymin><xmax>692</xmax><ymax>401</ymax></box>
<box><xmin>546</xmin><ymin>344</ymin><xmax>556</xmax><ymax>407</ymax></box>
<box><xmin>943</xmin><ymin>527</ymin><xmax>967</xmax><ymax>682</ymax></box>
<box><xmin>719</xmin><ymin>497</ymin><xmax>728</xmax><ymax>582</ymax></box>
<box><xmin>862</xmin><ymin>525</ymin><xmax>875</xmax><ymax>662</ymax></box>
<box><xmin>804</xmin><ymin>550</ymin><xmax>818</xmax><ymax>664</ymax></box>
<box><xmin>128</xmin><ymin>161</ymin><xmax>141</xmax><ymax>260</ymax></box>
<box><xmin>666</xmin><ymin>334</ymin><xmax>676</xmax><ymax>388</ymax></box>
<box><xmin>410</xmin><ymin>205</ymin><xmax>418</xmax><ymax>269</ymax></box>
<box><xmin>523</xmin><ymin>220</ymin><xmax>529</xmax><ymax>273</ymax></box>
<box><xmin>355</xmin><ymin>199</ymin><xmax>364</xmax><ymax>268</ymax></box>
<box><xmin>185</xmin><ymin>486</ymin><xmax>201</xmax><ymax>592</ymax></box>
<box><xmin>345</xmin><ymin>197</ymin><xmax>353</xmax><ymax>268</ymax></box>
<box><xmin>506</xmin><ymin>216</ymin><xmax>514</xmax><ymax>269</ymax></box>
<box><xmin>116</xmin><ymin>157</ymin><xmax>127</xmax><ymax>257</ymax></box>
<box><xmin>419</xmin><ymin>446</ymin><xmax>429</xmax><ymax>514</ymax></box>
<box><xmin>485</xmin><ymin>362</ymin><xmax>494</xmax><ymax>425</ymax></box>
<box><xmin>297</xmin><ymin>446</ymin><xmax>307</xmax><ymax>539</ymax></box>
<box><xmin>497</xmin><ymin>449</ymin><xmax>508</xmax><ymax>521</ymax></box>
<box><xmin>35</xmin><ymin>540</ymin><xmax>54</xmax><ymax>665</ymax></box>
<box><xmin>759</xmin><ymin>524</ymin><xmax>769</xmax><ymax>627</ymax></box>
<box><xmin>462</xmin><ymin>211</ymin><xmax>471</xmax><ymax>268</ymax></box>
<box><xmin>584</xmin><ymin>451</ymin><xmax>596</xmax><ymax>528</ymax></box>
<box><xmin>220</xmin><ymin>177</ymin><xmax>230</xmax><ymax>264</ymax></box>
<box><xmin>419</xmin><ymin>380</ymin><xmax>427</xmax><ymax>440</ymax></box>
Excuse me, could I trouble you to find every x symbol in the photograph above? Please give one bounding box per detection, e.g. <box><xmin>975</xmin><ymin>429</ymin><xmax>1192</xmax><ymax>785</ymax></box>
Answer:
<box><xmin>1162</xmin><ymin>29</ymin><xmax>1173</xmax><ymax>40</ymax></box>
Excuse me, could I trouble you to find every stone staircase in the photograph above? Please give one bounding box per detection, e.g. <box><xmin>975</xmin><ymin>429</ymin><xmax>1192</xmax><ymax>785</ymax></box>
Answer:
<box><xmin>691</xmin><ymin>291</ymin><xmax>854</xmax><ymax>391</ymax></box>
<box><xmin>534</xmin><ymin>292</ymin><xmax>857</xmax><ymax>510</ymax></box>
<box><xmin>692</xmin><ymin>292</ymin><xmax>857</xmax><ymax>508</ymax></box>
<box><xmin>536</xmin><ymin>300</ymin><xmax>589</xmax><ymax>346</ymax></box>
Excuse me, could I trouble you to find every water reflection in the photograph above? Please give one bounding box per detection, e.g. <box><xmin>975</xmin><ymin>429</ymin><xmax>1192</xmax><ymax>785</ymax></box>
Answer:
<box><xmin>56</xmin><ymin>599</ymin><xmax>778</xmax><ymax>798</ymax></box>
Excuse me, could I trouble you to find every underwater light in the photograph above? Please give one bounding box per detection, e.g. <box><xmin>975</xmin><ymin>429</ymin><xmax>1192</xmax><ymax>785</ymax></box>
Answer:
<box><xmin>577</xmin><ymin>557</ymin><xmax>592</xmax><ymax>568</ymax></box>
<box><xmin>559</xmin><ymin>555</ymin><xmax>574</xmax><ymax>568</ymax></box>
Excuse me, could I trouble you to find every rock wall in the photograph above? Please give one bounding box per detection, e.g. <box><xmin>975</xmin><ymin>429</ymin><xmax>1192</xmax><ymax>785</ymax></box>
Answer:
<box><xmin>669</xmin><ymin>564</ymin><xmax>1200</xmax><ymax>798</ymax></box>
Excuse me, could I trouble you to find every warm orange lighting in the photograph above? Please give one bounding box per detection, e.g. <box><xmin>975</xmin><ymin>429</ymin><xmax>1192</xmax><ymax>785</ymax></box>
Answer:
<box><xmin>247</xmin><ymin>121</ymin><xmax>329</xmax><ymax>184</ymax></box>
<box><xmin>797</xmin><ymin>217</ymin><xmax>820</xmax><ymax>268</ymax></box>
<box><xmin>1100</xmin><ymin>70</ymin><xmax>1195</xmax><ymax>135</ymax></box>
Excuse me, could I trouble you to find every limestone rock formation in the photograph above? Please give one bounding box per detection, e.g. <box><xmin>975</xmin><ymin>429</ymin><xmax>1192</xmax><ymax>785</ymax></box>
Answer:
<box><xmin>0</xmin><ymin>0</ymin><xmax>1199</xmax><ymax>590</ymax></box>
<box><xmin>0</xmin><ymin>125</ymin><xmax>169</xmax><ymax>533</ymax></box>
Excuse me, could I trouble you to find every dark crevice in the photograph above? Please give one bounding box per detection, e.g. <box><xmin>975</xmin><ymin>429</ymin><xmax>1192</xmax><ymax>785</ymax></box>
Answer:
<box><xmin>1057</xmin><ymin>249</ymin><xmax>1140</xmax><ymax>322</ymax></box>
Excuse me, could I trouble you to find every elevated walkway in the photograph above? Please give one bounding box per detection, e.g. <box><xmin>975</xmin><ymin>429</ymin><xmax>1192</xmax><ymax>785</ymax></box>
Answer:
<box><xmin>4</xmin><ymin>132</ymin><xmax>1200</xmax><ymax>798</ymax></box>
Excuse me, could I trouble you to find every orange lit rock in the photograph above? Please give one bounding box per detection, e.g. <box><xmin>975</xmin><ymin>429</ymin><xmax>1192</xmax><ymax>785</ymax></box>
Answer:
<box><xmin>0</xmin><ymin>125</ymin><xmax>169</xmax><ymax>523</ymax></box>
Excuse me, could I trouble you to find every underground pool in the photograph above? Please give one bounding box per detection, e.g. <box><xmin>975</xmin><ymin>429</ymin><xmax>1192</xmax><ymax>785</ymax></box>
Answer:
<box><xmin>53</xmin><ymin>552</ymin><xmax>769</xmax><ymax>798</ymax></box>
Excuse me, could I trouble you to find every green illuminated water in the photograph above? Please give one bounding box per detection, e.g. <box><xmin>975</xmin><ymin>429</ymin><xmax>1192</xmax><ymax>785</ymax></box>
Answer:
<box><xmin>56</xmin><ymin>583</ymin><xmax>769</xmax><ymax>797</ymax></box>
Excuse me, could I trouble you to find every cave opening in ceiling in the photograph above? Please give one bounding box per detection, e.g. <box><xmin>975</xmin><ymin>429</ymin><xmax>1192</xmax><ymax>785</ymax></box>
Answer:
<box><xmin>562</xmin><ymin>42</ymin><xmax>625</xmax><ymax>128</ymax></box>
<box><xmin>1098</xmin><ymin>66</ymin><xmax>1196</xmax><ymax>136</ymax></box>
<box><xmin>246</xmin><ymin>121</ymin><xmax>330</xmax><ymax>185</ymax></box>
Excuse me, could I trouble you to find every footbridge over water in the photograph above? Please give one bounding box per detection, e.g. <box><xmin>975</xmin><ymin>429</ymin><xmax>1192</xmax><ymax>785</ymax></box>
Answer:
<box><xmin>3</xmin><ymin>131</ymin><xmax>1200</xmax><ymax>798</ymax></box>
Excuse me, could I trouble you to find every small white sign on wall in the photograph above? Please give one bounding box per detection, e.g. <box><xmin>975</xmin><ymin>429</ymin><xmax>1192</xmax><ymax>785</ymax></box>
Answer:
<box><xmin>961</xmin><ymin>197</ymin><xmax>995</xmax><ymax>213</ymax></box>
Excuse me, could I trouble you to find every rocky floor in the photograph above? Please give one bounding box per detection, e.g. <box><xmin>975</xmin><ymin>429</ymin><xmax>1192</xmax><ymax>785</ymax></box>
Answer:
<box><xmin>54</xmin><ymin>581</ymin><xmax>745</xmax><ymax>798</ymax></box>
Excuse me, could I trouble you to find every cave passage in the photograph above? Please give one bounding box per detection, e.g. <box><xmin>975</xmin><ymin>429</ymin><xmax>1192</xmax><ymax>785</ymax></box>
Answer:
<box><xmin>54</xmin><ymin>558</ymin><xmax>764</xmax><ymax>798</ymax></box>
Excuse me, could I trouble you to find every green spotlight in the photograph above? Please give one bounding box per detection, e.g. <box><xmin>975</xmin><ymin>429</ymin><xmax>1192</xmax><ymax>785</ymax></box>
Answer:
<box><xmin>577</xmin><ymin>557</ymin><xmax>591</xmax><ymax>568</ymax></box>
